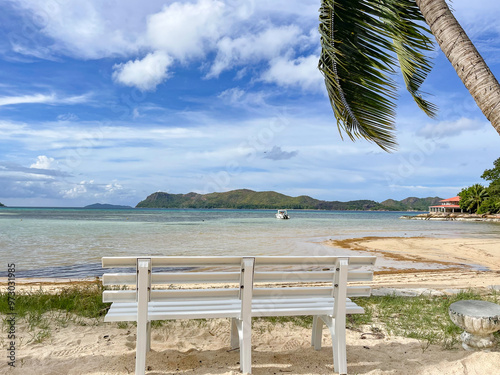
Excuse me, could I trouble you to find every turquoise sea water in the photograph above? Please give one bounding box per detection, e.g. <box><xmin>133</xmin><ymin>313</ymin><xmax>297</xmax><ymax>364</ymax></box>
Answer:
<box><xmin>1</xmin><ymin>208</ymin><xmax>499</xmax><ymax>278</ymax></box>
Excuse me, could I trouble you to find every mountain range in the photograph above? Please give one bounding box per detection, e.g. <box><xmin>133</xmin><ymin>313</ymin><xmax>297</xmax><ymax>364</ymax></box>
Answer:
<box><xmin>136</xmin><ymin>189</ymin><xmax>442</xmax><ymax>211</ymax></box>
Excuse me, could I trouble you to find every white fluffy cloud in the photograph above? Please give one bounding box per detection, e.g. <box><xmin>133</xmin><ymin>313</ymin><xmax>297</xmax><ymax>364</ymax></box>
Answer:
<box><xmin>260</xmin><ymin>55</ymin><xmax>323</xmax><ymax>91</ymax></box>
<box><xmin>61</xmin><ymin>180</ymin><xmax>124</xmax><ymax>199</ymax></box>
<box><xmin>146</xmin><ymin>0</ymin><xmax>225</xmax><ymax>60</ymax></box>
<box><xmin>30</xmin><ymin>155</ymin><xmax>57</xmax><ymax>170</ymax></box>
<box><xmin>112</xmin><ymin>51</ymin><xmax>173</xmax><ymax>91</ymax></box>
<box><xmin>6</xmin><ymin>0</ymin><xmax>320</xmax><ymax>91</ymax></box>
<box><xmin>110</xmin><ymin>0</ymin><xmax>227</xmax><ymax>90</ymax></box>
<box><xmin>208</xmin><ymin>25</ymin><xmax>306</xmax><ymax>78</ymax></box>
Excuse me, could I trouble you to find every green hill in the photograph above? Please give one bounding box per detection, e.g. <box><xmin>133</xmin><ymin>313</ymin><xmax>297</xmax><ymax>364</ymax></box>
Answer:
<box><xmin>0</xmin><ymin>202</ymin><xmax>4</xmax><ymax>207</ymax></box>
<box><xmin>380</xmin><ymin>197</ymin><xmax>442</xmax><ymax>211</ymax></box>
<box><xmin>136</xmin><ymin>189</ymin><xmax>440</xmax><ymax>211</ymax></box>
<box><xmin>136</xmin><ymin>189</ymin><xmax>324</xmax><ymax>209</ymax></box>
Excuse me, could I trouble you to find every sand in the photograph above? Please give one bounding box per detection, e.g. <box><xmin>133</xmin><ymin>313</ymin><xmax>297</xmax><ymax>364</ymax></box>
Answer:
<box><xmin>4</xmin><ymin>317</ymin><xmax>500</xmax><ymax>375</ymax></box>
<box><xmin>2</xmin><ymin>236</ymin><xmax>500</xmax><ymax>375</ymax></box>
<box><xmin>329</xmin><ymin>237</ymin><xmax>500</xmax><ymax>292</ymax></box>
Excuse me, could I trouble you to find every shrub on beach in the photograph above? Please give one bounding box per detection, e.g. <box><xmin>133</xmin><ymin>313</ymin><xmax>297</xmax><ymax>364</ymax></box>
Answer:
<box><xmin>0</xmin><ymin>280</ymin><xmax>108</xmax><ymax>318</ymax></box>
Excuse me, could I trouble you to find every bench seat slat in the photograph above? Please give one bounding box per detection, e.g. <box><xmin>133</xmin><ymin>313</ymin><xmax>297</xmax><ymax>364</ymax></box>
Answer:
<box><xmin>254</xmin><ymin>271</ymin><xmax>333</xmax><ymax>283</ymax></box>
<box><xmin>152</xmin><ymin>272</ymin><xmax>241</xmax><ymax>284</ymax></box>
<box><xmin>104</xmin><ymin>301</ymin><xmax>364</xmax><ymax>322</ymax></box>
<box><xmin>103</xmin><ymin>270</ymin><xmax>373</xmax><ymax>287</ymax></box>
<box><xmin>103</xmin><ymin>272</ymin><xmax>242</xmax><ymax>286</ymax></box>
<box><xmin>346</xmin><ymin>286</ymin><xmax>372</xmax><ymax>297</ymax></box>
<box><xmin>252</xmin><ymin>287</ymin><xmax>331</xmax><ymax>298</ymax></box>
<box><xmin>151</xmin><ymin>288</ymin><xmax>240</xmax><ymax>301</ymax></box>
<box><xmin>104</xmin><ymin>287</ymin><xmax>371</xmax><ymax>303</ymax></box>
<box><xmin>105</xmin><ymin>309</ymin><xmax>242</xmax><ymax>322</ymax></box>
<box><xmin>107</xmin><ymin>302</ymin><xmax>241</xmax><ymax>314</ymax></box>
<box><xmin>103</xmin><ymin>290</ymin><xmax>136</xmax><ymax>303</ymax></box>
<box><xmin>102</xmin><ymin>256</ymin><xmax>377</xmax><ymax>268</ymax></box>
<box><xmin>102</xmin><ymin>256</ymin><xmax>245</xmax><ymax>268</ymax></box>
<box><xmin>103</xmin><ymin>273</ymin><xmax>136</xmax><ymax>286</ymax></box>
<box><xmin>253</xmin><ymin>270</ymin><xmax>373</xmax><ymax>283</ymax></box>
<box><xmin>253</xmin><ymin>256</ymin><xmax>376</xmax><ymax>266</ymax></box>
<box><xmin>252</xmin><ymin>305</ymin><xmax>364</xmax><ymax>317</ymax></box>
<box><xmin>104</xmin><ymin>288</ymin><xmax>241</xmax><ymax>303</ymax></box>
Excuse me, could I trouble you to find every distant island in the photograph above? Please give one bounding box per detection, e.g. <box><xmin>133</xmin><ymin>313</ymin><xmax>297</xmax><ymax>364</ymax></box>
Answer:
<box><xmin>136</xmin><ymin>189</ymin><xmax>442</xmax><ymax>211</ymax></box>
<box><xmin>84</xmin><ymin>203</ymin><xmax>133</xmax><ymax>209</ymax></box>
<box><xmin>0</xmin><ymin>202</ymin><xmax>4</xmax><ymax>207</ymax></box>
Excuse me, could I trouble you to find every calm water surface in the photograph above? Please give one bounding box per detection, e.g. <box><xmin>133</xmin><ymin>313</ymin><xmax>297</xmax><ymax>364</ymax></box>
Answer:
<box><xmin>1</xmin><ymin>208</ymin><xmax>499</xmax><ymax>278</ymax></box>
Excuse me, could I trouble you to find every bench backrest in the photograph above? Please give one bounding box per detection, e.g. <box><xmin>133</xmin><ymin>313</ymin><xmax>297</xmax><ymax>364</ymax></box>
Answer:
<box><xmin>102</xmin><ymin>256</ymin><xmax>375</xmax><ymax>312</ymax></box>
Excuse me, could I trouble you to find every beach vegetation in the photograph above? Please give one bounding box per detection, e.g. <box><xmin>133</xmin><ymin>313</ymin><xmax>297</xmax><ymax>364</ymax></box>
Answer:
<box><xmin>479</xmin><ymin>157</ymin><xmax>500</xmax><ymax>214</ymax></box>
<box><xmin>2</xmin><ymin>283</ymin><xmax>498</xmax><ymax>350</ymax></box>
<box><xmin>478</xmin><ymin>197</ymin><xmax>500</xmax><ymax>215</ymax></box>
<box><xmin>0</xmin><ymin>281</ymin><xmax>107</xmax><ymax>344</ymax></box>
<box><xmin>459</xmin><ymin>157</ymin><xmax>500</xmax><ymax>214</ymax></box>
<box><xmin>0</xmin><ymin>281</ymin><xmax>107</xmax><ymax>319</ymax></box>
<box><xmin>481</xmin><ymin>157</ymin><xmax>500</xmax><ymax>183</ymax></box>
<box><xmin>458</xmin><ymin>184</ymin><xmax>489</xmax><ymax>213</ymax></box>
<box><xmin>351</xmin><ymin>289</ymin><xmax>499</xmax><ymax>351</ymax></box>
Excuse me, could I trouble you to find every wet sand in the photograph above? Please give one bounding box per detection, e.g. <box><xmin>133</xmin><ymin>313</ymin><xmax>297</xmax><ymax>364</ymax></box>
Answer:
<box><xmin>328</xmin><ymin>236</ymin><xmax>500</xmax><ymax>292</ymax></box>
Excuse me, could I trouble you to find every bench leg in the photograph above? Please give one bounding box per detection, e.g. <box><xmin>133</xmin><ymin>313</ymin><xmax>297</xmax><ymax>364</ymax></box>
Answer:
<box><xmin>135</xmin><ymin>319</ymin><xmax>148</xmax><ymax>375</ymax></box>
<box><xmin>230</xmin><ymin>318</ymin><xmax>239</xmax><ymax>349</ymax></box>
<box><xmin>146</xmin><ymin>321</ymin><xmax>151</xmax><ymax>352</ymax></box>
<box><xmin>235</xmin><ymin>318</ymin><xmax>252</xmax><ymax>374</ymax></box>
<box><xmin>334</xmin><ymin>313</ymin><xmax>347</xmax><ymax>375</ymax></box>
<box><xmin>311</xmin><ymin>316</ymin><xmax>324</xmax><ymax>350</ymax></box>
<box><xmin>319</xmin><ymin>314</ymin><xmax>347</xmax><ymax>375</ymax></box>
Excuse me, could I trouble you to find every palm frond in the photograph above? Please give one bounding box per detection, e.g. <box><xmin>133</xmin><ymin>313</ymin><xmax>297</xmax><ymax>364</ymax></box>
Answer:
<box><xmin>318</xmin><ymin>0</ymin><xmax>437</xmax><ymax>151</ymax></box>
<box><xmin>380</xmin><ymin>0</ymin><xmax>437</xmax><ymax>117</ymax></box>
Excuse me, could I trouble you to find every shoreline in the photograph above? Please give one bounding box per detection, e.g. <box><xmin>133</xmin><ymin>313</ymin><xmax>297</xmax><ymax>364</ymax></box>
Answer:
<box><xmin>401</xmin><ymin>212</ymin><xmax>500</xmax><ymax>222</ymax></box>
<box><xmin>327</xmin><ymin>236</ymin><xmax>500</xmax><ymax>292</ymax></box>
<box><xmin>2</xmin><ymin>236</ymin><xmax>500</xmax><ymax>293</ymax></box>
<box><xmin>328</xmin><ymin>236</ymin><xmax>500</xmax><ymax>271</ymax></box>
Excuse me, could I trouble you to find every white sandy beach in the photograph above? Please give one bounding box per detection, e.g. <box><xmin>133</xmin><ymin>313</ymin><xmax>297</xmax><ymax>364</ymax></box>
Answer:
<box><xmin>2</xmin><ymin>236</ymin><xmax>500</xmax><ymax>375</ymax></box>
<box><xmin>3</xmin><ymin>316</ymin><xmax>500</xmax><ymax>375</ymax></box>
<box><xmin>328</xmin><ymin>236</ymin><xmax>500</xmax><ymax>292</ymax></box>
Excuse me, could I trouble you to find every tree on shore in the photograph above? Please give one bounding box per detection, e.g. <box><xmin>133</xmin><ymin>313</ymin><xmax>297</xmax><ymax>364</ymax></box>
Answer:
<box><xmin>478</xmin><ymin>157</ymin><xmax>500</xmax><ymax>213</ymax></box>
<box><xmin>458</xmin><ymin>184</ymin><xmax>489</xmax><ymax>213</ymax></box>
<box><xmin>319</xmin><ymin>0</ymin><xmax>500</xmax><ymax>151</ymax></box>
<box><xmin>457</xmin><ymin>158</ymin><xmax>500</xmax><ymax>214</ymax></box>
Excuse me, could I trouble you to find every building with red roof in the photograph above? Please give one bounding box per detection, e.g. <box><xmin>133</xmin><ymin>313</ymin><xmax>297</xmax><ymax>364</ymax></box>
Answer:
<box><xmin>429</xmin><ymin>196</ymin><xmax>462</xmax><ymax>213</ymax></box>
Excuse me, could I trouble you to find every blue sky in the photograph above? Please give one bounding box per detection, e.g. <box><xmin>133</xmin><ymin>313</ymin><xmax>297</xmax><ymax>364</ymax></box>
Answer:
<box><xmin>1</xmin><ymin>0</ymin><xmax>499</xmax><ymax>207</ymax></box>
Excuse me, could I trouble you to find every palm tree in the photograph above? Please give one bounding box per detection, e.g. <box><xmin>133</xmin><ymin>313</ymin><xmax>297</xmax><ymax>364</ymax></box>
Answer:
<box><xmin>461</xmin><ymin>184</ymin><xmax>489</xmax><ymax>213</ymax></box>
<box><xmin>416</xmin><ymin>0</ymin><xmax>500</xmax><ymax>134</ymax></box>
<box><xmin>319</xmin><ymin>0</ymin><xmax>500</xmax><ymax>151</ymax></box>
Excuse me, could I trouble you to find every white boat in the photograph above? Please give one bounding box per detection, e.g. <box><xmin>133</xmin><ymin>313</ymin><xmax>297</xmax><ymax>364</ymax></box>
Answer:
<box><xmin>275</xmin><ymin>209</ymin><xmax>290</xmax><ymax>219</ymax></box>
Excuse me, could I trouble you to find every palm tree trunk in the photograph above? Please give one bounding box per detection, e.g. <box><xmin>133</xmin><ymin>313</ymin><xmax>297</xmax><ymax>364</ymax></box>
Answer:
<box><xmin>415</xmin><ymin>0</ymin><xmax>500</xmax><ymax>136</ymax></box>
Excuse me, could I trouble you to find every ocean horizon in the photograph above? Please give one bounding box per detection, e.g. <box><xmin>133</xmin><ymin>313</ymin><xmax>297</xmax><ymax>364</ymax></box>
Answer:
<box><xmin>1</xmin><ymin>207</ymin><xmax>500</xmax><ymax>278</ymax></box>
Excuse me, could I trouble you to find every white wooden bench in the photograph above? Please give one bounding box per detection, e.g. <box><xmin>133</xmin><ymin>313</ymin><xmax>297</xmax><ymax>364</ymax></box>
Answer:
<box><xmin>102</xmin><ymin>255</ymin><xmax>376</xmax><ymax>375</ymax></box>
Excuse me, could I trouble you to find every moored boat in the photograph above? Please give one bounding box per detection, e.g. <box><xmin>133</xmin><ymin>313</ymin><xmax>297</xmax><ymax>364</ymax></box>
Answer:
<box><xmin>275</xmin><ymin>209</ymin><xmax>290</xmax><ymax>219</ymax></box>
